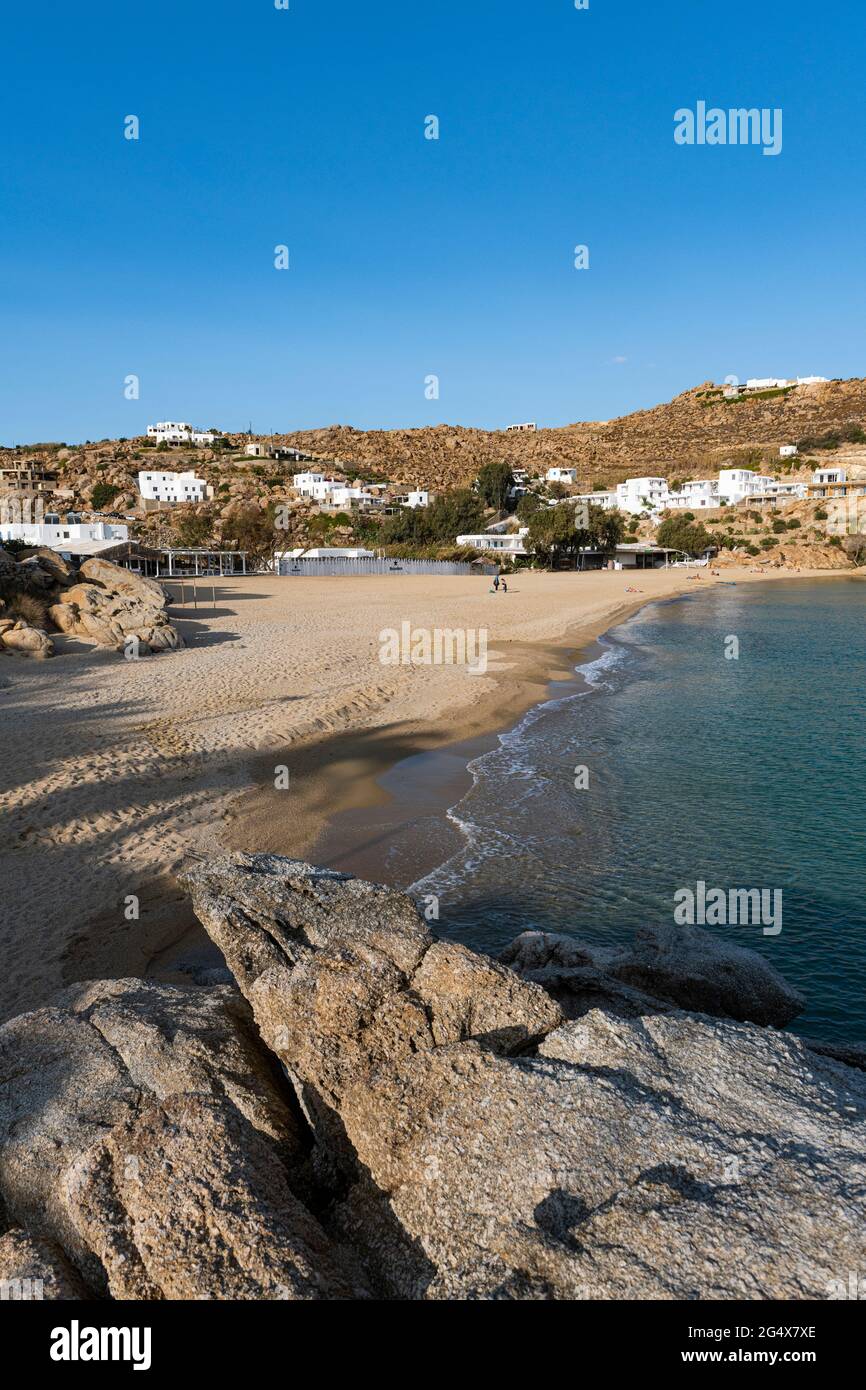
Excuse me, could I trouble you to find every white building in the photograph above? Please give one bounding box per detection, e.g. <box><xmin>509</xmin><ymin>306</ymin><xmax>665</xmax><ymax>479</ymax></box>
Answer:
<box><xmin>546</xmin><ymin>467</ymin><xmax>577</xmax><ymax>484</ymax></box>
<box><xmin>277</xmin><ymin>547</ymin><xmax>375</xmax><ymax>561</ymax></box>
<box><xmin>745</xmin><ymin>378</ymin><xmax>790</xmax><ymax>391</ymax></box>
<box><xmin>395</xmin><ymin>490</ymin><xmax>431</xmax><ymax>508</ymax></box>
<box><xmin>616</xmin><ymin>477</ymin><xmax>669</xmax><ymax>515</ymax></box>
<box><xmin>146</xmin><ymin>422</ymin><xmax>216</xmax><ymax>446</ymax></box>
<box><xmin>664</xmin><ymin>479</ymin><xmax>720</xmax><ymax>510</ymax></box>
<box><xmin>795</xmin><ymin>376</ymin><xmax>828</xmax><ymax>386</ymax></box>
<box><xmin>326</xmin><ymin>485</ymin><xmax>386</xmax><ymax>510</ymax></box>
<box><xmin>0</xmin><ymin>519</ymin><xmax>128</xmax><ymax>548</ymax></box>
<box><xmin>506</xmin><ymin>422</ymin><xmax>537</xmax><ymax>433</ymax></box>
<box><xmin>456</xmin><ymin>529</ymin><xmax>529</xmax><ymax>557</ymax></box>
<box><xmin>779</xmin><ymin>445</ymin><xmax>798</xmax><ymax>458</ymax></box>
<box><xmin>717</xmin><ymin>469</ymin><xmax>776</xmax><ymax>505</ymax></box>
<box><xmin>292</xmin><ymin>472</ymin><xmax>341</xmax><ymax>501</ymax></box>
<box><xmin>813</xmin><ymin>467</ymin><xmax>847</xmax><ymax>486</ymax></box>
<box><xmin>138</xmin><ymin>470</ymin><xmax>207</xmax><ymax>503</ymax></box>
<box><xmin>573</xmin><ymin>491</ymin><xmax>618</xmax><ymax>511</ymax></box>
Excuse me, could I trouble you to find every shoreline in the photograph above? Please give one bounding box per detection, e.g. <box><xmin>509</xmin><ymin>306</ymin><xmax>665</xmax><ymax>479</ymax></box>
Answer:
<box><xmin>220</xmin><ymin>568</ymin><xmax>858</xmax><ymax>885</ymax></box>
<box><xmin>1</xmin><ymin>566</ymin><xmax>859</xmax><ymax>1019</ymax></box>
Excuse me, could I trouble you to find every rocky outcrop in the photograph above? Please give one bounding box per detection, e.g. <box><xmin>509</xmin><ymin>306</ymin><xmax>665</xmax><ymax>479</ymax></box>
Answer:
<box><xmin>179</xmin><ymin>853</ymin><xmax>862</xmax><ymax>1300</ymax></box>
<box><xmin>0</xmin><ymin>855</ymin><xmax>862</xmax><ymax>1301</ymax></box>
<box><xmin>48</xmin><ymin>557</ymin><xmax>182</xmax><ymax>654</ymax></box>
<box><xmin>501</xmin><ymin>923</ymin><xmax>805</xmax><ymax>1027</ymax></box>
<box><xmin>0</xmin><ymin>978</ymin><xmax>367</xmax><ymax>1300</ymax></box>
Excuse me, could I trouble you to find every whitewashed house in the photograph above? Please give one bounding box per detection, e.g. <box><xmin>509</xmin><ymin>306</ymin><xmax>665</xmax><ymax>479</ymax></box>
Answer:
<box><xmin>456</xmin><ymin>528</ymin><xmax>529</xmax><ymax>557</ymax></box>
<box><xmin>395</xmin><ymin>490</ymin><xmax>431</xmax><ymax>508</ymax></box>
<box><xmin>664</xmin><ymin>479</ymin><xmax>720</xmax><ymax>510</ymax></box>
<box><xmin>717</xmin><ymin>469</ymin><xmax>776</xmax><ymax>505</ymax></box>
<box><xmin>779</xmin><ymin>445</ymin><xmax>799</xmax><ymax>458</ymax></box>
<box><xmin>292</xmin><ymin>472</ymin><xmax>341</xmax><ymax>501</ymax></box>
<box><xmin>616</xmin><ymin>477</ymin><xmax>669</xmax><ymax>514</ymax></box>
<box><xmin>0</xmin><ymin>518</ymin><xmax>128</xmax><ymax>548</ymax></box>
<box><xmin>506</xmin><ymin>422</ymin><xmax>537</xmax><ymax>433</ymax></box>
<box><xmin>138</xmin><ymin>470</ymin><xmax>207</xmax><ymax>503</ymax></box>
<box><xmin>573</xmin><ymin>491</ymin><xmax>618</xmax><ymax>511</ymax></box>
<box><xmin>546</xmin><ymin>467</ymin><xmax>577</xmax><ymax>484</ymax></box>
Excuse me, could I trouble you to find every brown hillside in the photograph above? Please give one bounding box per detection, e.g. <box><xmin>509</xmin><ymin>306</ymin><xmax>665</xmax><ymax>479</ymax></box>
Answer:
<box><xmin>268</xmin><ymin>377</ymin><xmax>866</xmax><ymax>490</ymax></box>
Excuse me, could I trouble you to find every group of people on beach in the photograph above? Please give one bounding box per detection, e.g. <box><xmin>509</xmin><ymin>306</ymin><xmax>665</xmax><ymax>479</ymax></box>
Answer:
<box><xmin>491</xmin><ymin>575</ymin><xmax>508</xmax><ymax>594</ymax></box>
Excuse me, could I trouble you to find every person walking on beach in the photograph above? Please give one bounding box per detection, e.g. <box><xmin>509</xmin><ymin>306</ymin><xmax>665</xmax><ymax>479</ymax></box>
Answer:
<box><xmin>493</xmin><ymin>574</ymin><xmax>500</xmax><ymax>592</ymax></box>
<box><xmin>501</xmin><ymin>577</ymin><xmax>508</xmax><ymax>593</ymax></box>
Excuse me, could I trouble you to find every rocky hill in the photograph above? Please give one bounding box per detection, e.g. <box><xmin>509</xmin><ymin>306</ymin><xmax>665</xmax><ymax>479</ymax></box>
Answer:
<box><xmin>5</xmin><ymin>377</ymin><xmax>866</xmax><ymax>508</ymax></box>
<box><xmin>266</xmin><ymin>376</ymin><xmax>866</xmax><ymax>490</ymax></box>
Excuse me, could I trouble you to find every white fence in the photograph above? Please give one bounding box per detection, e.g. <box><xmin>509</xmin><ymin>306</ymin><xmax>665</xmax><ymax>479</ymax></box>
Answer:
<box><xmin>275</xmin><ymin>557</ymin><xmax>494</xmax><ymax>577</ymax></box>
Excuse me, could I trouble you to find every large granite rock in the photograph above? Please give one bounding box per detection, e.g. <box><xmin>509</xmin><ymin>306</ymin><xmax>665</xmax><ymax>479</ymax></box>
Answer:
<box><xmin>182</xmin><ymin>853</ymin><xmax>862</xmax><ymax>1300</ymax></box>
<box><xmin>48</xmin><ymin>558</ymin><xmax>182</xmax><ymax>654</ymax></box>
<box><xmin>181</xmin><ymin>855</ymin><xmax>562</xmax><ymax>1178</ymax></box>
<box><xmin>501</xmin><ymin>923</ymin><xmax>805</xmax><ymax>1027</ymax></box>
<box><xmin>0</xmin><ymin>979</ymin><xmax>367</xmax><ymax>1300</ymax></box>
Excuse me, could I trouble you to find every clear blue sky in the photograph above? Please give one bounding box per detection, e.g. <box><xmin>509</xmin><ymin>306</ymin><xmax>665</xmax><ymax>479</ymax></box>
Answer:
<box><xmin>1</xmin><ymin>0</ymin><xmax>864</xmax><ymax>443</ymax></box>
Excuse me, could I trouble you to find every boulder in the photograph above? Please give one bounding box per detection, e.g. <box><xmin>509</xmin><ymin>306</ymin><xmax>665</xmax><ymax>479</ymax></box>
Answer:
<box><xmin>0</xmin><ymin>978</ymin><xmax>367</xmax><ymax>1300</ymax></box>
<box><xmin>79</xmin><ymin>557</ymin><xmax>167</xmax><ymax>606</ymax></box>
<box><xmin>501</xmin><ymin>923</ymin><xmax>805</xmax><ymax>1028</ymax></box>
<box><xmin>0</xmin><ymin>623</ymin><xmax>54</xmax><ymax>658</ymax></box>
<box><xmin>48</xmin><ymin>562</ymin><xmax>182</xmax><ymax>654</ymax></box>
<box><xmin>181</xmin><ymin>854</ymin><xmax>862</xmax><ymax>1300</ymax></box>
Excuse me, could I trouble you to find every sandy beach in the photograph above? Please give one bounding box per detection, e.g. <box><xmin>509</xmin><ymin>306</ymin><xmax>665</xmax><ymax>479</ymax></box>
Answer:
<box><xmin>0</xmin><ymin>565</ymin><xmax>850</xmax><ymax>1021</ymax></box>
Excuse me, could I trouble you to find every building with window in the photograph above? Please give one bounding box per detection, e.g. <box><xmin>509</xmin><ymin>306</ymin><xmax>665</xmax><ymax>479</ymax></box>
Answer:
<box><xmin>138</xmin><ymin>470</ymin><xmax>207</xmax><ymax>503</ymax></box>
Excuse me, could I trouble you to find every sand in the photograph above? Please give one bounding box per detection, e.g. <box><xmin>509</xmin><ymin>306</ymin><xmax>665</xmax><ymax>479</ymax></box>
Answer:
<box><xmin>0</xmin><ymin>565</ymin><xmax>851</xmax><ymax>1020</ymax></box>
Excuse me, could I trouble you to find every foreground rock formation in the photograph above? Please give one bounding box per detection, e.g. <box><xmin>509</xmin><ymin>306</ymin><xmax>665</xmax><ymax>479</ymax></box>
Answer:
<box><xmin>0</xmin><ymin>548</ymin><xmax>182</xmax><ymax>657</ymax></box>
<box><xmin>1</xmin><ymin>854</ymin><xmax>863</xmax><ymax>1300</ymax></box>
<box><xmin>500</xmin><ymin>923</ymin><xmax>805</xmax><ymax>1027</ymax></box>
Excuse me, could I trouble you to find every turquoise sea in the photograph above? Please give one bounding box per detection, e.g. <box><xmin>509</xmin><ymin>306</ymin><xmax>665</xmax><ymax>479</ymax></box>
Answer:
<box><xmin>405</xmin><ymin>579</ymin><xmax>866</xmax><ymax>1044</ymax></box>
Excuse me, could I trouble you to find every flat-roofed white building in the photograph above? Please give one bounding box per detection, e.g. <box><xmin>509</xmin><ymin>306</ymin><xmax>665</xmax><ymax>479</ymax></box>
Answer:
<box><xmin>146</xmin><ymin>422</ymin><xmax>214</xmax><ymax>445</ymax></box>
<box><xmin>546</xmin><ymin>467</ymin><xmax>577</xmax><ymax>484</ymax></box>
<box><xmin>0</xmin><ymin>518</ymin><xmax>128</xmax><ymax>547</ymax></box>
<box><xmin>292</xmin><ymin>472</ymin><xmax>342</xmax><ymax>501</ymax></box>
<box><xmin>395</xmin><ymin>490</ymin><xmax>431</xmax><ymax>508</ymax></box>
<box><xmin>456</xmin><ymin>529</ymin><xmax>529</xmax><ymax>556</ymax></box>
<box><xmin>779</xmin><ymin>445</ymin><xmax>798</xmax><ymax>458</ymax></box>
<box><xmin>573</xmin><ymin>491</ymin><xmax>618</xmax><ymax>511</ymax></box>
<box><xmin>717</xmin><ymin>468</ymin><xmax>776</xmax><ymax>505</ymax></box>
<box><xmin>616</xmin><ymin>477</ymin><xmax>669</xmax><ymax>514</ymax></box>
<box><xmin>138</xmin><ymin>470</ymin><xmax>207</xmax><ymax>503</ymax></box>
<box><xmin>506</xmin><ymin>422</ymin><xmax>537</xmax><ymax>433</ymax></box>
<box><xmin>665</xmin><ymin>479</ymin><xmax>720</xmax><ymax>510</ymax></box>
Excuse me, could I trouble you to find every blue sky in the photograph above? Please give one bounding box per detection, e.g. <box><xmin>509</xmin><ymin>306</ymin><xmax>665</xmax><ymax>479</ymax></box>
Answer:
<box><xmin>1</xmin><ymin>0</ymin><xmax>864</xmax><ymax>442</ymax></box>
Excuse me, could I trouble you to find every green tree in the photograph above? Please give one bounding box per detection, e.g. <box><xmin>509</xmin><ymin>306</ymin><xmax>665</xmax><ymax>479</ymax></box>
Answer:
<box><xmin>656</xmin><ymin>516</ymin><xmax>714</xmax><ymax>556</ymax></box>
<box><xmin>516</xmin><ymin>491</ymin><xmax>543</xmax><ymax>523</ymax></box>
<box><xmin>475</xmin><ymin>461</ymin><xmax>515</xmax><ymax>511</ymax></box>
<box><xmin>174</xmin><ymin>511</ymin><xmax>214</xmax><ymax>548</ymax></box>
<box><xmin>220</xmin><ymin>504</ymin><xmax>278</xmax><ymax>566</ymax></box>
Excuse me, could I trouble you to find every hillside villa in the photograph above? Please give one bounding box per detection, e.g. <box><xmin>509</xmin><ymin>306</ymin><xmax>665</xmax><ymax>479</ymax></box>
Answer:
<box><xmin>138</xmin><ymin>470</ymin><xmax>208</xmax><ymax>503</ymax></box>
<box><xmin>146</xmin><ymin>422</ymin><xmax>215</xmax><ymax>446</ymax></box>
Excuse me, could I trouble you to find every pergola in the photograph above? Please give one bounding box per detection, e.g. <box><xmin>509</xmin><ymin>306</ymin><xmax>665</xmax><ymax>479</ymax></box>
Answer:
<box><xmin>155</xmin><ymin>549</ymin><xmax>248</xmax><ymax>577</ymax></box>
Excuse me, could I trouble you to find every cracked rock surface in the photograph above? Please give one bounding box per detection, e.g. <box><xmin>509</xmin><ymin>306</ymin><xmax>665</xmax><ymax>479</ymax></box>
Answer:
<box><xmin>0</xmin><ymin>854</ymin><xmax>862</xmax><ymax>1300</ymax></box>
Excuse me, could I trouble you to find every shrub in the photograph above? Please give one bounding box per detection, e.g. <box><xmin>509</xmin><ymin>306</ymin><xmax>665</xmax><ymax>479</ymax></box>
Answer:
<box><xmin>760</xmin><ymin>537</ymin><xmax>779</xmax><ymax>549</ymax></box>
<box><xmin>771</xmin><ymin>519</ymin><xmax>787</xmax><ymax>533</ymax></box>
<box><xmin>91</xmin><ymin>481</ymin><xmax>121</xmax><ymax>510</ymax></box>
<box><xmin>3</xmin><ymin>591</ymin><xmax>49</xmax><ymax>627</ymax></box>
<box><xmin>829</xmin><ymin>536</ymin><xmax>842</xmax><ymax>548</ymax></box>
<box><xmin>814</xmin><ymin>508</ymin><xmax>828</xmax><ymax>520</ymax></box>
<box><xmin>786</xmin><ymin>518</ymin><xmax>802</xmax><ymax>529</ymax></box>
